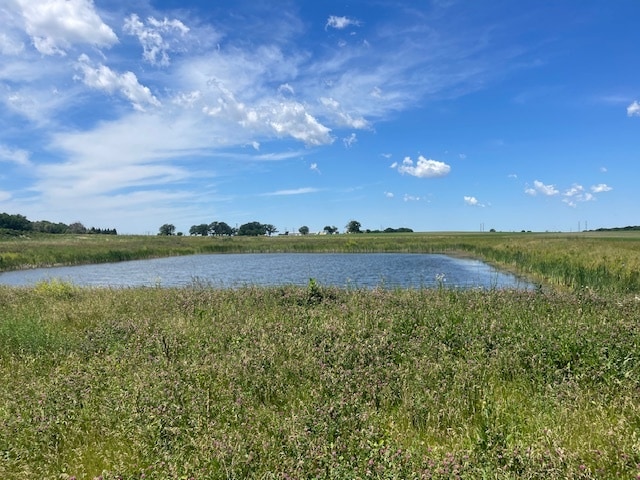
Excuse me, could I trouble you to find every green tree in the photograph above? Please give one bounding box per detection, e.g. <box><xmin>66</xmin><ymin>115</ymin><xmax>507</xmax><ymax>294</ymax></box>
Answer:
<box><xmin>189</xmin><ymin>224</ymin><xmax>209</xmax><ymax>236</ymax></box>
<box><xmin>237</xmin><ymin>221</ymin><xmax>267</xmax><ymax>236</ymax></box>
<box><xmin>158</xmin><ymin>223</ymin><xmax>176</xmax><ymax>235</ymax></box>
<box><xmin>264</xmin><ymin>224</ymin><xmax>278</xmax><ymax>236</ymax></box>
<box><xmin>0</xmin><ymin>212</ymin><xmax>31</xmax><ymax>231</ymax></box>
<box><xmin>209</xmin><ymin>221</ymin><xmax>234</xmax><ymax>236</ymax></box>
<box><xmin>298</xmin><ymin>226</ymin><xmax>310</xmax><ymax>235</ymax></box>
<box><xmin>346</xmin><ymin>220</ymin><xmax>361</xmax><ymax>234</ymax></box>
<box><xmin>323</xmin><ymin>225</ymin><xmax>338</xmax><ymax>235</ymax></box>
<box><xmin>68</xmin><ymin>222</ymin><xmax>87</xmax><ymax>234</ymax></box>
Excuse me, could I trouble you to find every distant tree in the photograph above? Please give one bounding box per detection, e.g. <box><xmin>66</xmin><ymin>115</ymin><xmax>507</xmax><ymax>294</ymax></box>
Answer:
<box><xmin>299</xmin><ymin>226</ymin><xmax>310</xmax><ymax>235</ymax></box>
<box><xmin>158</xmin><ymin>223</ymin><xmax>176</xmax><ymax>235</ymax></box>
<box><xmin>0</xmin><ymin>212</ymin><xmax>31</xmax><ymax>231</ymax></box>
<box><xmin>32</xmin><ymin>220</ymin><xmax>68</xmax><ymax>234</ymax></box>
<box><xmin>189</xmin><ymin>224</ymin><xmax>209</xmax><ymax>236</ymax></box>
<box><xmin>264</xmin><ymin>224</ymin><xmax>278</xmax><ymax>236</ymax></box>
<box><xmin>323</xmin><ymin>225</ymin><xmax>339</xmax><ymax>235</ymax></box>
<box><xmin>346</xmin><ymin>220</ymin><xmax>362</xmax><ymax>234</ymax></box>
<box><xmin>68</xmin><ymin>222</ymin><xmax>87</xmax><ymax>234</ymax></box>
<box><xmin>237</xmin><ymin>221</ymin><xmax>267</xmax><ymax>236</ymax></box>
<box><xmin>209</xmin><ymin>221</ymin><xmax>234</xmax><ymax>236</ymax></box>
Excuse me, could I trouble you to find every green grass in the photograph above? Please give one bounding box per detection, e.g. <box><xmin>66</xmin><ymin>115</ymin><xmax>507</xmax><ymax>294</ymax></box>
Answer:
<box><xmin>1</xmin><ymin>282</ymin><xmax>639</xmax><ymax>478</ymax></box>
<box><xmin>1</xmin><ymin>232</ymin><xmax>640</xmax><ymax>477</ymax></box>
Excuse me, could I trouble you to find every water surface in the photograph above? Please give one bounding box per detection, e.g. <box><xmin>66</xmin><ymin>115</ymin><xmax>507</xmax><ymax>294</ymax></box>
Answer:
<box><xmin>0</xmin><ymin>253</ymin><xmax>532</xmax><ymax>289</ymax></box>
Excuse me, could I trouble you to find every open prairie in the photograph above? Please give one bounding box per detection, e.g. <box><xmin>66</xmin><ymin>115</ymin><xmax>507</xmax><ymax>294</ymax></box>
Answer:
<box><xmin>1</xmin><ymin>232</ymin><xmax>639</xmax><ymax>478</ymax></box>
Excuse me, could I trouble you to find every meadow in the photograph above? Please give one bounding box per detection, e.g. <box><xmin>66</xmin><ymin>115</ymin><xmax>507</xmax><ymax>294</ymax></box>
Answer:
<box><xmin>0</xmin><ymin>232</ymin><xmax>639</xmax><ymax>478</ymax></box>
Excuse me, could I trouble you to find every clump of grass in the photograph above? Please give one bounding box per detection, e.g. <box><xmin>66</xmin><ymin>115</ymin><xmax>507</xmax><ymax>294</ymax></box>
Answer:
<box><xmin>1</xmin><ymin>284</ymin><xmax>639</xmax><ymax>478</ymax></box>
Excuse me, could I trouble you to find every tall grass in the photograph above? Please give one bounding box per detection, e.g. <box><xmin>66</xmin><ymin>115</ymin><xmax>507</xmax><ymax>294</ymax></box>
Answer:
<box><xmin>1</xmin><ymin>282</ymin><xmax>639</xmax><ymax>478</ymax></box>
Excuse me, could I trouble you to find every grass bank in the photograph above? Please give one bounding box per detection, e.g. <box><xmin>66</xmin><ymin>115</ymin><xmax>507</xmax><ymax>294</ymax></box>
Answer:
<box><xmin>1</xmin><ymin>283</ymin><xmax>639</xmax><ymax>478</ymax></box>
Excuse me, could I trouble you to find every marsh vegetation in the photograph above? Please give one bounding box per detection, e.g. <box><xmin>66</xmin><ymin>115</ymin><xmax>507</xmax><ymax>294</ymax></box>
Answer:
<box><xmin>1</xmin><ymin>232</ymin><xmax>639</xmax><ymax>478</ymax></box>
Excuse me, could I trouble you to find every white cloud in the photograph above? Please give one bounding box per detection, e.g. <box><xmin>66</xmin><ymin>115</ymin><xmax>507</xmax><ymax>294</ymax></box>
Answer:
<box><xmin>0</xmin><ymin>190</ymin><xmax>11</xmax><ymax>202</ymax></box>
<box><xmin>525</xmin><ymin>180</ymin><xmax>558</xmax><ymax>196</ymax></box>
<box><xmin>563</xmin><ymin>184</ymin><xmax>584</xmax><ymax>197</ymax></box>
<box><xmin>0</xmin><ymin>144</ymin><xmax>31</xmax><ymax>166</ymax></box>
<box><xmin>627</xmin><ymin>101</ymin><xmax>640</xmax><ymax>117</ymax></box>
<box><xmin>591</xmin><ymin>183</ymin><xmax>612</xmax><ymax>193</ymax></box>
<box><xmin>263</xmin><ymin>187</ymin><xmax>319</xmax><ymax>196</ymax></box>
<box><xmin>326</xmin><ymin>16</ymin><xmax>360</xmax><ymax>30</ymax></box>
<box><xmin>403</xmin><ymin>194</ymin><xmax>423</xmax><ymax>202</ymax></box>
<box><xmin>310</xmin><ymin>162</ymin><xmax>320</xmax><ymax>173</ymax></box>
<box><xmin>278</xmin><ymin>83</ymin><xmax>295</xmax><ymax>96</ymax></box>
<box><xmin>0</xmin><ymin>33</ymin><xmax>25</xmax><ymax>55</ymax></box>
<box><xmin>268</xmin><ymin>101</ymin><xmax>332</xmax><ymax>145</ymax></box>
<box><xmin>464</xmin><ymin>196</ymin><xmax>484</xmax><ymax>207</ymax></box>
<box><xmin>343</xmin><ymin>133</ymin><xmax>357</xmax><ymax>148</ymax></box>
<box><xmin>384</xmin><ymin>191</ymin><xmax>394</xmax><ymax>198</ymax></box>
<box><xmin>393</xmin><ymin>155</ymin><xmax>451</xmax><ymax>178</ymax></box>
<box><xmin>124</xmin><ymin>14</ymin><xmax>190</xmax><ymax>67</ymax></box>
<box><xmin>75</xmin><ymin>54</ymin><xmax>161</xmax><ymax>111</ymax></box>
<box><xmin>16</xmin><ymin>0</ymin><xmax>118</xmax><ymax>55</ymax></box>
<box><xmin>320</xmin><ymin>97</ymin><xmax>369</xmax><ymax>129</ymax></box>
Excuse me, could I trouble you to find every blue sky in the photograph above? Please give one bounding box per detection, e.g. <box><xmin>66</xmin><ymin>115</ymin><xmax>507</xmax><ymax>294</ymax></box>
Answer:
<box><xmin>1</xmin><ymin>0</ymin><xmax>638</xmax><ymax>234</ymax></box>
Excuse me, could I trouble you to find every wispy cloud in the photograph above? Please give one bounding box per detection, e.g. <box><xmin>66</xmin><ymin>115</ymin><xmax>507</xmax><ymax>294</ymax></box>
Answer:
<box><xmin>0</xmin><ymin>144</ymin><xmax>31</xmax><ymax>166</ymax></box>
<box><xmin>74</xmin><ymin>54</ymin><xmax>161</xmax><ymax>111</ymax></box>
<box><xmin>326</xmin><ymin>16</ymin><xmax>361</xmax><ymax>30</ymax></box>
<box><xmin>262</xmin><ymin>187</ymin><xmax>320</xmax><ymax>196</ymax></box>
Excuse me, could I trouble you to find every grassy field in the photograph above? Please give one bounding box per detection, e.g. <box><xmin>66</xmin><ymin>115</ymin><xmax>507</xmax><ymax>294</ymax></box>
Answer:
<box><xmin>1</xmin><ymin>232</ymin><xmax>639</xmax><ymax>478</ymax></box>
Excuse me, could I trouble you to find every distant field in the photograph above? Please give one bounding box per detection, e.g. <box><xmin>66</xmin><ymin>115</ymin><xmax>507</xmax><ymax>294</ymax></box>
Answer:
<box><xmin>2</xmin><ymin>231</ymin><xmax>640</xmax><ymax>293</ymax></box>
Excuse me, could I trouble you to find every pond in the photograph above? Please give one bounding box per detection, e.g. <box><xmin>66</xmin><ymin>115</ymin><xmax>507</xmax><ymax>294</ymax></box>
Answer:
<box><xmin>0</xmin><ymin>253</ymin><xmax>533</xmax><ymax>290</ymax></box>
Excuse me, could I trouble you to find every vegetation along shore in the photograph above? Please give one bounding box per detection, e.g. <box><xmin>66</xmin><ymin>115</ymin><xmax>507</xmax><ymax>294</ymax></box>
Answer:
<box><xmin>1</xmin><ymin>231</ymin><xmax>639</xmax><ymax>478</ymax></box>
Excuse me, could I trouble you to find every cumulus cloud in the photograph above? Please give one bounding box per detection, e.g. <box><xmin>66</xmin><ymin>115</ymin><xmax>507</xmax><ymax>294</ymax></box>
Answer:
<box><xmin>384</xmin><ymin>191</ymin><xmax>394</xmax><ymax>198</ymax></box>
<box><xmin>627</xmin><ymin>101</ymin><xmax>640</xmax><ymax>117</ymax></box>
<box><xmin>75</xmin><ymin>54</ymin><xmax>161</xmax><ymax>111</ymax></box>
<box><xmin>310</xmin><ymin>162</ymin><xmax>320</xmax><ymax>173</ymax></box>
<box><xmin>326</xmin><ymin>16</ymin><xmax>360</xmax><ymax>30</ymax></box>
<box><xmin>391</xmin><ymin>155</ymin><xmax>451</xmax><ymax>178</ymax></box>
<box><xmin>464</xmin><ymin>196</ymin><xmax>484</xmax><ymax>207</ymax></box>
<box><xmin>525</xmin><ymin>180</ymin><xmax>558</xmax><ymax>196</ymax></box>
<box><xmin>591</xmin><ymin>183</ymin><xmax>612</xmax><ymax>193</ymax></box>
<box><xmin>124</xmin><ymin>14</ymin><xmax>189</xmax><ymax>66</ymax></box>
<box><xmin>16</xmin><ymin>0</ymin><xmax>118</xmax><ymax>55</ymax></box>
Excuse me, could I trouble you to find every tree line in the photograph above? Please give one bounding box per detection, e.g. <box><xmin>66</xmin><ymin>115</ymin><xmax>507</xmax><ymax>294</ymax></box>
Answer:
<box><xmin>0</xmin><ymin>212</ymin><xmax>117</xmax><ymax>235</ymax></box>
<box><xmin>160</xmin><ymin>219</ymin><xmax>412</xmax><ymax>237</ymax></box>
